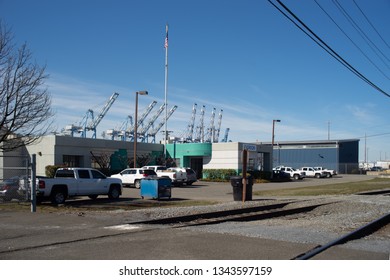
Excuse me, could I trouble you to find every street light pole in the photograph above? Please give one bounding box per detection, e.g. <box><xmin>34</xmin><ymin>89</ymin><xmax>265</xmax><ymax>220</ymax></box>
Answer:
<box><xmin>133</xmin><ymin>91</ymin><xmax>148</xmax><ymax>168</ymax></box>
<box><xmin>271</xmin><ymin>119</ymin><xmax>281</xmax><ymax>170</ymax></box>
<box><xmin>272</xmin><ymin>119</ymin><xmax>281</xmax><ymax>147</ymax></box>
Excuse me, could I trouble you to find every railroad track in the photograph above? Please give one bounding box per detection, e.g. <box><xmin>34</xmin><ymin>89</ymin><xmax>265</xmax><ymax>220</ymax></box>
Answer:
<box><xmin>131</xmin><ymin>200</ymin><xmax>332</xmax><ymax>227</ymax></box>
<box><xmin>131</xmin><ymin>200</ymin><xmax>390</xmax><ymax>259</ymax></box>
<box><xmin>292</xmin><ymin>212</ymin><xmax>390</xmax><ymax>260</ymax></box>
<box><xmin>1</xmin><ymin>199</ymin><xmax>387</xmax><ymax>259</ymax></box>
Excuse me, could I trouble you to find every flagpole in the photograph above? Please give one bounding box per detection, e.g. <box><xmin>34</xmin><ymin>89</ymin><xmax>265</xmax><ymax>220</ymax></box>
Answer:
<box><xmin>164</xmin><ymin>23</ymin><xmax>169</xmax><ymax>160</ymax></box>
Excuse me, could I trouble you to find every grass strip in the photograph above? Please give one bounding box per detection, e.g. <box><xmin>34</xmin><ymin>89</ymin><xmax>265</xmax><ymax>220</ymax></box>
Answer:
<box><xmin>253</xmin><ymin>178</ymin><xmax>390</xmax><ymax>196</ymax></box>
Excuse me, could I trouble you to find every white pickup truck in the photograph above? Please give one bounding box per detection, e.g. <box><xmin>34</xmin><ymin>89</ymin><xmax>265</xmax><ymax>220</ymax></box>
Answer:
<box><xmin>37</xmin><ymin>168</ymin><xmax>123</xmax><ymax>204</ymax></box>
<box><xmin>142</xmin><ymin>166</ymin><xmax>187</xmax><ymax>186</ymax></box>
<box><xmin>273</xmin><ymin>166</ymin><xmax>306</xmax><ymax>180</ymax></box>
<box><xmin>297</xmin><ymin>167</ymin><xmax>328</xmax><ymax>178</ymax></box>
<box><xmin>314</xmin><ymin>167</ymin><xmax>337</xmax><ymax>178</ymax></box>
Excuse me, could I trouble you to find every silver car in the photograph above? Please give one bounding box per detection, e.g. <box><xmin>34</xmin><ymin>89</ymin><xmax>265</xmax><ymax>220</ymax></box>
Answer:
<box><xmin>184</xmin><ymin>168</ymin><xmax>197</xmax><ymax>186</ymax></box>
<box><xmin>0</xmin><ymin>176</ymin><xmax>20</xmax><ymax>201</ymax></box>
<box><xmin>111</xmin><ymin>168</ymin><xmax>157</xmax><ymax>188</ymax></box>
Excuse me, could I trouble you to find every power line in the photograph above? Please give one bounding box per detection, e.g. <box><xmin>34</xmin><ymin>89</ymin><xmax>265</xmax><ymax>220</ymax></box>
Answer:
<box><xmin>352</xmin><ymin>0</ymin><xmax>390</xmax><ymax>51</ymax></box>
<box><xmin>332</xmin><ymin>0</ymin><xmax>390</xmax><ymax>70</ymax></box>
<box><xmin>314</xmin><ymin>0</ymin><xmax>390</xmax><ymax>80</ymax></box>
<box><xmin>268</xmin><ymin>0</ymin><xmax>390</xmax><ymax>98</ymax></box>
<box><xmin>358</xmin><ymin>132</ymin><xmax>390</xmax><ymax>139</ymax></box>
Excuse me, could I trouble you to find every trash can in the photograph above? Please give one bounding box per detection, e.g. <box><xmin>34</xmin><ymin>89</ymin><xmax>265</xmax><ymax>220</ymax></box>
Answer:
<box><xmin>140</xmin><ymin>177</ymin><xmax>172</xmax><ymax>200</ymax></box>
<box><xmin>230</xmin><ymin>176</ymin><xmax>253</xmax><ymax>201</ymax></box>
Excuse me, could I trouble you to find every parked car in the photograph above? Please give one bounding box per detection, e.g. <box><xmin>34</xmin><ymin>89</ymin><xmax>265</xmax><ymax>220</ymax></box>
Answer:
<box><xmin>313</xmin><ymin>167</ymin><xmax>337</xmax><ymax>178</ymax></box>
<box><xmin>0</xmin><ymin>176</ymin><xmax>21</xmax><ymax>201</ymax></box>
<box><xmin>273</xmin><ymin>166</ymin><xmax>305</xmax><ymax>180</ymax></box>
<box><xmin>370</xmin><ymin>166</ymin><xmax>383</xmax><ymax>171</ymax></box>
<box><xmin>184</xmin><ymin>168</ymin><xmax>197</xmax><ymax>185</ymax></box>
<box><xmin>143</xmin><ymin>166</ymin><xmax>187</xmax><ymax>186</ymax></box>
<box><xmin>110</xmin><ymin>168</ymin><xmax>157</xmax><ymax>188</ymax></box>
<box><xmin>297</xmin><ymin>167</ymin><xmax>327</xmax><ymax>178</ymax></box>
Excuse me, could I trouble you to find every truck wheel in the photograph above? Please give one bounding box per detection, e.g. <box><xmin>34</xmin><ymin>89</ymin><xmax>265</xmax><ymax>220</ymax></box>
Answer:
<box><xmin>108</xmin><ymin>186</ymin><xmax>120</xmax><ymax>199</ymax></box>
<box><xmin>293</xmin><ymin>174</ymin><xmax>300</xmax><ymax>180</ymax></box>
<box><xmin>315</xmin><ymin>173</ymin><xmax>321</xmax><ymax>179</ymax></box>
<box><xmin>51</xmin><ymin>190</ymin><xmax>66</xmax><ymax>204</ymax></box>
<box><xmin>134</xmin><ymin>180</ymin><xmax>141</xmax><ymax>189</ymax></box>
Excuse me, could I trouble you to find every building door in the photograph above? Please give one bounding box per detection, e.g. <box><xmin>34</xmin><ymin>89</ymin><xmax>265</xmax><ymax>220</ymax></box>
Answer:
<box><xmin>190</xmin><ymin>157</ymin><xmax>203</xmax><ymax>179</ymax></box>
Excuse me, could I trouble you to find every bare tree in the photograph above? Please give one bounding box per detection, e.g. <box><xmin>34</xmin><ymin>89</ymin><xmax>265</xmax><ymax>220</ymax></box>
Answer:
<box><xmin>0</xmin><ymin>21</ymin><xmax>53</xmax><ymax>151</ymax></box>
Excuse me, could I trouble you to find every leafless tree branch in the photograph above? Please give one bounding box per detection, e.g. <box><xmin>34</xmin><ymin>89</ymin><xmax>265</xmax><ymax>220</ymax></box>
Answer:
<box><xmin>0</xmin><ymin>20</ymin><xmax>54</xmax><ymax>151</ymax></box>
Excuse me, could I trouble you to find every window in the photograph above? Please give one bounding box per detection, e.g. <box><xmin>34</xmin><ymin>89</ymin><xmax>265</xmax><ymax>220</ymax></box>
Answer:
<box><xmin>142</xmin><ymin>170</ymin><xmax>157</xmax><ymax>176</ymax></box>
<box><xmin>91</xmin><ymin>170</ymin><xmax>106</xmax><ymax>179</ymax></box>
<box><xmin>78</xmin><ymin>170</ymin><xmax>90</xmax><ymax>179</ymax></box>
<box><xmin>55</xmin><ymin>170</ymin><xmax>75</xmax><ymax>178</ymax></box>
<box><xmin>63</xmin><ymin>155</ymin><xmax>82</xmax><ymax>167</ymax></box>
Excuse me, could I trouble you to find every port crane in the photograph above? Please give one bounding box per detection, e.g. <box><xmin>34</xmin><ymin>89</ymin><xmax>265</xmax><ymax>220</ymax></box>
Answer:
<box><xmin>106</xmin><ymin>115</ymin><xmax>133</xmax><ymax>141</ymax></box>
<box><xmin>138</xmin><ymin>103</ymin><xmax>165</xmax><ymax>142</ymax></box>
<box><xmin>221</xmin><ymin>128</ymin><xmax>230</xmax><ymax>142</ymax></box>
<box><xmin>147</xmin><ymin>105</ymin><xmax>178</xmax><ymax>143</ymax></box>
<box><xmin>63</xmin><ymin>92</ymin><xmax>119</xmax><ymax>138</ymax></box>
<box><xmin>182</xmin><ymin>103</ymin><xmax>197</xmax><ymax>142</ymax></box>
<box><xmin>193</xmin><ymin>105</ymin><xmax>206</xmax><ymax>143</ymax></box>
<box><xmin>205</xmin><ymin>107</ymin><xmax>216</xmax><ymax>143</ymax></box>
<box><xmin>127</xmin><ymin>101</ymin><xmax>157</xmax><ymax>141</ymax></box>
<box><xmin>213</xmin><ymin>109</ymin><xmax>223</xmax><ymax>143</ymax></box>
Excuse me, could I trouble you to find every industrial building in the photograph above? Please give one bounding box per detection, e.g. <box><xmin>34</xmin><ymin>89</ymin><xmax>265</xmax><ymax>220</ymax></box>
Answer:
<box><xmin>3</xmin><ymin>135</ymin><xmax>272</xmax><ymax>178</ymax></box>
<box><xmin>270</xmin><ymin>139</ymin><xmax>360</xmax><ymax>174</ymax></box>
<box><xmin>1</xmin><ymin>134</ymin><xmax>359</xmax><ymax>179</ymax></box>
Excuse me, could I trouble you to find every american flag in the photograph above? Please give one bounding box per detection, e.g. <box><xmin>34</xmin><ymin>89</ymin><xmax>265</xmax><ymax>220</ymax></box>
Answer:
<box><xmin>164</xmin><ymin>25</ymin><xmax>168</xmax><ymax>48</ymax></box>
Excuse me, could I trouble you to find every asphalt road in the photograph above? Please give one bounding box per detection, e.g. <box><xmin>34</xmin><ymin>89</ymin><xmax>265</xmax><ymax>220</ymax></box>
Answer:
<box><xmin>0</xmin><ymin>174</ymin><xmax>388</xmax><ymax>260</ymax></box>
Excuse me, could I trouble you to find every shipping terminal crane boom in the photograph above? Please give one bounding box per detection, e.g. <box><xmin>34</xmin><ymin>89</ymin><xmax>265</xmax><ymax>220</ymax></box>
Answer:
<box><xmin>86</xmin><ymin>92</ymin><xmax>119</xmax><ymax>138</ymax></box>
<box><xmin>63</xmin><ymin>92</ymin><xmax>119</xmax><ymax>138</ymax></box>
<box><xmin>148</xmin><ymin>105</ymin><xmax>178</xmax><ymax>143</ymax></box>
<box><xmin>139</xmin><ymin>103</ymin><xmax>166</xmax><ymax>142</ymax></box>
<box><xmin>183</xmin><ymin>103</ymin><xmax>197</xmax><ymax>142</ymax></box>
<box><xmin>213</xmin><ymin>109</ymin><xmax>223</xmax><ymax>143</ymax></box>
<box><xmin>127</xmin><ymin>101</ymin><xmax>157</xmax><ymax>141</ymax></box>
<box><xmin>194</xmin><ymin>105</ymin><xmax>206</xmax><ymax>143</ymax></box>
<box><xmin>205</xmin><ymin>107</ymin><xmax>216</xmax><ymax>143</ymax></box>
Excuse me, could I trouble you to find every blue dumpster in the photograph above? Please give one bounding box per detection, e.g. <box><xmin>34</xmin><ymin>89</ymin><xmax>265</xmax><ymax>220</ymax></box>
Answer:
<box><xmin>140</xmin><ymin>177</ymin><xmax>172</xmax><ymax>200</ymax></box>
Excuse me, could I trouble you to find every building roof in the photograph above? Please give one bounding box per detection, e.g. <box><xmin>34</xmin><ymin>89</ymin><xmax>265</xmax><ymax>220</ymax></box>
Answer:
<box><xmin>255</xmin><ymin>139</ymin><xmax>360</xmax><ymax>146</ymax></box>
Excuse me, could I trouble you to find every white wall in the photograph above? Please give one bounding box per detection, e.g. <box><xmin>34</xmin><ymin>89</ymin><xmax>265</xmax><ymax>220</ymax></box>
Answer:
<box><xmin>204</xmin><ymin>142</ymin><xmax>272</xmax><ymax>171</ymax></box>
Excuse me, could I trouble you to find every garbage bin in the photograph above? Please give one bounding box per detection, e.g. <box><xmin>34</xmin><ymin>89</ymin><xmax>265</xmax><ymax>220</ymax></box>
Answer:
<box><xmin>140</xmin><ymin>177</ymin><xmax>172</xmax><ymax>200</ymax></box>
<box><xmin>230</xmin><ymin>176</ymin><xmax>253</xmax><ymax>201</ymax></box>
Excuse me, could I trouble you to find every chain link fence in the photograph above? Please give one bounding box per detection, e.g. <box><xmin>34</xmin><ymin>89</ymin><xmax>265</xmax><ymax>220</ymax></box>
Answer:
<box><xmin>0</xmin><ymin>155</ymin><xmax>35</xmax><ymax>206</ymax></box>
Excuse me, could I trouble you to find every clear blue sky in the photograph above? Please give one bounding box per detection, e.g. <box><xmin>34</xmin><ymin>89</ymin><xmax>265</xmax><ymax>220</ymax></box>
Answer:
<box><xmin>1</xmin><ymin>0</ymin><xmax>390</xmax><ymax>162</ymax></box>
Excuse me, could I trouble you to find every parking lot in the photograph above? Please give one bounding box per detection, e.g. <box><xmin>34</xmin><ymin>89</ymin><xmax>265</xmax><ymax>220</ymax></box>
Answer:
<box><xmin>0</xmin><ymin>174</ymin><xmax>389</xmax><ymax>260</ymax></box>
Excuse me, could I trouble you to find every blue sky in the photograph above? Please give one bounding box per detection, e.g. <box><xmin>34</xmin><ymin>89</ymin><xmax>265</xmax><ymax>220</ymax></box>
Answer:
<box><xmin>1</xmin><ymin>0</ymin><xmax>389</xmax><ymax>162</ymax></box>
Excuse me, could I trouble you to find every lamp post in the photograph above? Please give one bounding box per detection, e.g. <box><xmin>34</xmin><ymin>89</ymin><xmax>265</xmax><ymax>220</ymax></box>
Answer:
<box><xmin>133</xmin><ymin>90</ymin><xmax>148</xmax><ymax>168</ymax></box>
<box><xmin>272</xmin><ymin>119</ymin><xmax>281</xmax><ymax>147</ymax></box>
<box><xmin>272</xmin><ymin>119</ymin><xmax>281</xmax><ymax>169</ymax></box>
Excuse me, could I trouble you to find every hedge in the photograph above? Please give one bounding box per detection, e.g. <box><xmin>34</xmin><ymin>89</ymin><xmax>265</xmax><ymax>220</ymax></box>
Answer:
<box><xmin>202</xmin><ymin>169</ymin><xmax>237</xmax><ymax>181</ymax></box>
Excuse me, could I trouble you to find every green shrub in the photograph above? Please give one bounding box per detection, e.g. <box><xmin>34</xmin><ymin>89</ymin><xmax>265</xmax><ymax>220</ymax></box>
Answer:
<box><xmin>202</xmin><ymin>169</ymin><xmax>237</xmax><ymax>181</ymax></box>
